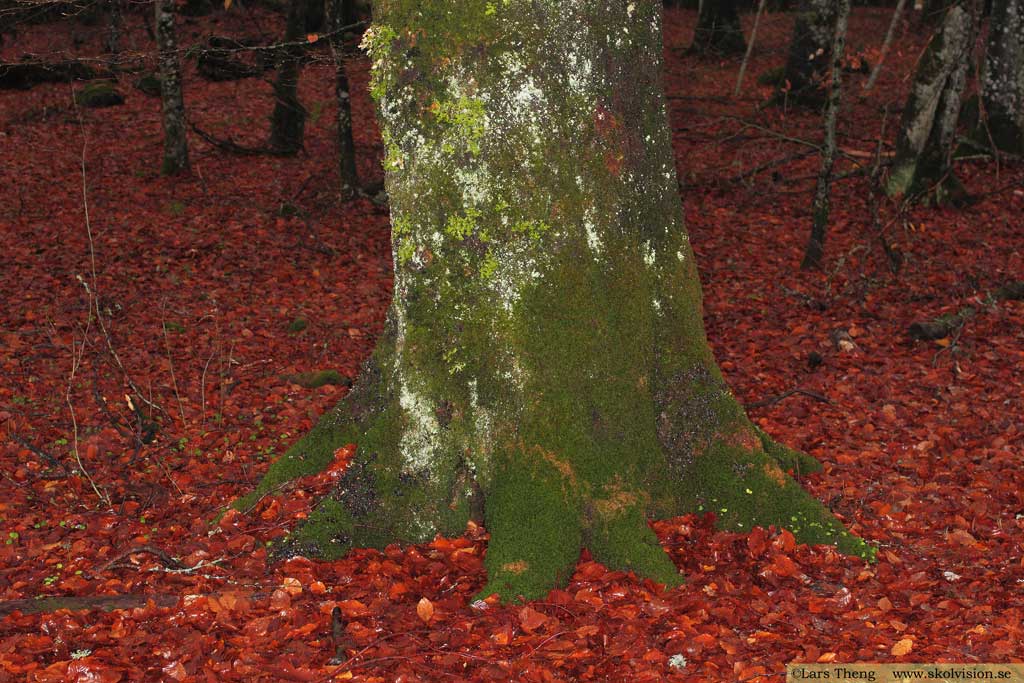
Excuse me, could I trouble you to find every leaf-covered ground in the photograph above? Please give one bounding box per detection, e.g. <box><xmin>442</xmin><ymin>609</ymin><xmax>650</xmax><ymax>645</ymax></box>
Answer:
<box><xmin>1</xmin><ymin>6</ymin><xmax>1022</xmax><ymax>682</ymax></box>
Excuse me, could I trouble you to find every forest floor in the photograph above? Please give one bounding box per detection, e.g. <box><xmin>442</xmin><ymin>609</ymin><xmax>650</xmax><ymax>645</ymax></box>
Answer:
<box><xmin>1</xmin><ymin>5</ymin><xmax>1023</xmax><ymax>682</ymax></box>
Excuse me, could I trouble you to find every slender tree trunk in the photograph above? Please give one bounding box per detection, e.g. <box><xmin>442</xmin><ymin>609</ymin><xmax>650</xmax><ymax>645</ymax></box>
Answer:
<box><xmin>802</xmin><ymin>0</ymin><xmax>850</xmax><ymax>270</ymax></box>
<box><xmin>734</xmin><ymin>0</ymin><xmax>767</xmax><ymax>96</ymax></box>
<box><xmin>887</xmin><ymin>1</ymin><xmax>975</xmax><ymax>203</ymax></box>
<box><xmin>689</xmin><ymin>0</ymin><xmax>746</xmax><ymax>56</ymax></box>
<box><xmin>268</xmin><ymin>0</ymin><xmax>308</xmax><ymax>155</ymax></box>
<box><xmin>777</xmin><ymin>0</ymin><xmax>838</xmax><ymax>108</ymax></box>
<box><xmin>237</xmin><ymin>0</ymin><xmax>872</xmax><ymax>603</ymax></box>
<box><xmin>106</xmin><ymin>0</ymin><xmax>123</xmax><ymax>55</ymax></box>
<box><xmin>977</xmin><ymin>0</ymin><xmax>1024</xmax><ymax>153</ymax></box>
<box><xmin>864</xmin><ymin>0</ymin><xmax>909</xmax><ymax>92</ymax></box>
<box><xmin>328</xmin><ymin>0</ymin><xmax>358</xmax><ymax>199</ymax></box>
<box><xmin>156</xmin><ymin>0</ymin><xmax>189</xmax><ymax>175</ymax></box>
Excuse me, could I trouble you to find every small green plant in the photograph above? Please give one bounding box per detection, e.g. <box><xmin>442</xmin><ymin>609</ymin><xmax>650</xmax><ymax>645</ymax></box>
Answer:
<box><xmin>308</xmin><ymin>100</ymin><xmax>326</xmax><ymax>124</ymax></box>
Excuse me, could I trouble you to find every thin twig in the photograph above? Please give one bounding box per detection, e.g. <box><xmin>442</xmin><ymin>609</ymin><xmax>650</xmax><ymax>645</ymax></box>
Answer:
<box><xmin>161</xmin><ymin>309</ymin><xmax>187</xmax><ymax>427</ymax></box>
<box><xmin>9</xmin><ymin>432</ymin><xmax>73</xmax><ymax>474</ymax></box>
<box><xmin>100</xmin><ymin>544</ymin><xmax>185</xmax><ymax>572</ymax></box>
<box><xmin>72</xmin><ymin>90</ymin><xmax>111</xmax><ymax>509</ymax></box>
<box><xmin>746</xmin><ymin>388</ymin><xmax>832</xmax><ymax>410</ymax></box>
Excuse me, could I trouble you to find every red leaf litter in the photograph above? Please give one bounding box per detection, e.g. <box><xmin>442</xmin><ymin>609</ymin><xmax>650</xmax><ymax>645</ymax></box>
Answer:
<box><xmin>2</xmin><ymin>6</ymin><xmax>1023</xmax><ymax>682</ymax></box>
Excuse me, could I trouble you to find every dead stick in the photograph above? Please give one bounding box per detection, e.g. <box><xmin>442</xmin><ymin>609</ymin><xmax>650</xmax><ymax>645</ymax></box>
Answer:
<box><xmin>746</xmin><ymin>388</ymin><xmax>831</xmax><ymax>410</ymax></box>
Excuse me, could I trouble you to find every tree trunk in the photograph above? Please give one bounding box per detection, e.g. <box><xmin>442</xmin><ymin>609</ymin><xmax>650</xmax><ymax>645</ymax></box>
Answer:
<box><xmin>802</xmin><ymin>0</ymin><xmax>850</xmax><ymax>270</ymax></box>
<box><xmin>978</xmin><ymin>0</ymin><xmax>1024</xmax><ymax>153</ymax></box>
<box><xmin>328</xmin><ymin>0</ymin><xmax>359</xmax><ymax>199</ymax></box>
<box><xmin>237</xmin><ymin>0</ymin><xmax>872</xmax><ymax>603</ymax></box>
<box><xmin>887</xmin><ymin>1</ymin><xmax>974</xmax><ymax>204</ymax></box>
<box><xmin>268</xmin><ymin>0</ymin><xmax>309</xmax><ymax>155</ymax></box>
<box><xmin>156</xmin><ymin>0</ymin><xmax>189</xmax><ymax>175</ymax></box>
<box><xmin>777</xmin><ymin>0</ymin><xmax>838</xmax><ymax>108</ymax></box>
<box><xmin>106</xmin><ymin>0</ymin><xmax>123</xmax><ymax>55</ymax></box>
<box><xmin>689</xmin><ymin>0</ymin><xmax>746</xmax><ymax>56</ymax></box>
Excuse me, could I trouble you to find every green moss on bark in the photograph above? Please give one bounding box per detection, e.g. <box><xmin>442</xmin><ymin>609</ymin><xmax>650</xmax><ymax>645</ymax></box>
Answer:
<box><xmin>235</xmin><ymin>0</ymin><xmax>873</xmax><ymax>602</ymax></box>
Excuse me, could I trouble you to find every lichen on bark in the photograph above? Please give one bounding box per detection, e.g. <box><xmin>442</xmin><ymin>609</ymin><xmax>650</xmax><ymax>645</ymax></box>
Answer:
<box><xmin>236</xmin><ymin>0</ymin><xmax>873</xmax><ymax>603</ymax></box>
<box><xmin>886</xmin><ymin>1</ymin><xmax>974</xmax><ymax>204</ymax></box>
<box><xmin>975</xmin><ymin>0</ymin><xmax>1024</xmax><ymax>154</ymax></box>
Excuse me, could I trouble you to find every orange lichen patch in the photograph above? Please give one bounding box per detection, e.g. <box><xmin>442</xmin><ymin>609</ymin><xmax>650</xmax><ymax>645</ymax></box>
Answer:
<box><xmin>763</xmin><ymin>462</ymin><xmax>788</xmax><ymax>488</ymax></box>
<box><xmin>724</xmin><ymin>428</ymin><xmax>762</xmax><ymax>452</ymax></box>
<box><xmin>501</xmin><ymin>560</ymin><xmax>529</xmax><ymax>575</ymax></box>
<box><xmin>528</xmin><ymin>444</ymin><xmax>578</xmax><ymax>488</ymax></box>
<box><xmin>593</xmin><ymin>477</ymin><xmax>645</xmax><ymax>518</ymax></box>
<box><xmin>593</xmin><ymin>489</ymin><xmax>639</xmax><ymax>518</ymax></box>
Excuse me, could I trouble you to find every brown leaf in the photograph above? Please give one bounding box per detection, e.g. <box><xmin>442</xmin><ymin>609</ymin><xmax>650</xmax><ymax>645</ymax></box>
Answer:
<box><xmin>416</xmin><ymin>596</ymin><xmax>434</xmax><ymax>624</ymax></box>
<box><xmin>518</xmin><ymin>606</ymin><xmax>548</xmax><ymax>632</ymax></box>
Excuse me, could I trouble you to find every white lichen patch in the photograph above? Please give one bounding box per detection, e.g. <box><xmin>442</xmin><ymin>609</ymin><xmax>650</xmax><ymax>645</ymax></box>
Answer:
<box><xmin>583</xmin><ymin>207</ymin><xmax>603</xmax><ymax>255</ymax></box>
<box><xmin>485</xmin><ymin>240</ymin><xmax>542</xmax><ymax>312</ymax></box>
<box><xmin>642</xmin><ymin>240</ymin><xmax>656</xmax><ymax>267</ymax></box>
<box><xmin>397</xmin><ymin>375</ymin><xmax>442</xmax><ymax>473</ymax></box>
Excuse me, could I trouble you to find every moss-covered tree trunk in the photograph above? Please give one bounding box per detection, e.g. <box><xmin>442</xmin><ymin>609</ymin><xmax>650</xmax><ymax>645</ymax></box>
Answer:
<box><xmin>268</xmin><ymin>0</ymin><xmax>308</xmax><ymax>155</ymax></box>
<box><xmin>689</xmin><ymin>0</ymin><xmax>746</xmax><ymax>56</ymax></box>
<box><xmin>237</xmin><ymin>0</ymin><xmax>872</xmax><ymax>603</ymax></box>
<box><xmin>777</xmin><ymin>0</ymin><xmax>838</xmax><ymax>108</ymax></box>
<box><xmin>887</xmin><ymin>1</ymin><xmax>974</xmax><ymax>203</ymax></box>
<box><xmin>977</xmin><ymin>0</ymin><xmax>1024</xmax><ymax>153</ymax></box>
<box><xmin>156</xmin><ymin>0</ymin><xmax>189</xmax><ymax>175</ymax></box>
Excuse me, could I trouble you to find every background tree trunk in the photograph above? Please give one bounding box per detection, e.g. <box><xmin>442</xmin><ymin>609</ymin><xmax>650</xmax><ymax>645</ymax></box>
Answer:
<box><xmin>105</xmin><ymin>0</ymin><xmax>123</xmax><ymax>55</ymax></box>
<box><xmin>327</xmin><ymin>0</ymin><xmax>358</xmax><ymax>199</ymax></box>
<box><xmin>156</xmin><ymin>0</ymin><xmax>189</xmax><ymax>175</ymax></box>
<box><xmin>777</xmin><ymin>0</ymin><xmax>838</xmax><ymax>108</ymax></box>
<box><xmin>977</xmin><ymin>0</ymin><xmax>1024</xmax><ymax>153</ymax></box>
<box><xmin>689</xmin><ymin>0</ymin><xmax>747</xmax><ymax>56</ymax></box>
<box><xmin>237</xmin><ymin>0</ymin><xmax>872</xmax><ymax>603</ymax></box>
<box><xmin>887</xmin><ymin>1</ymin><xmax>974</xmax><ymax>203</ymax></box>
<box><xmin>268</xmin><ymin>0</ymin><xmax>309</xmax><ymax>155</ymax></box>
<box><xmin>802</xmin><ymin>0</ymin><xmax>850</xmax><ymax>270</ymax></box>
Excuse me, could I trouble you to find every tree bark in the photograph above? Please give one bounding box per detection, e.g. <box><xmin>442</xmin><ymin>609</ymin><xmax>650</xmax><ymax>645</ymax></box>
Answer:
<box><xmin>978</xmin><ymin>0</ymin><xmax>1024</xmax><ymax>153</ymax></box>
<box><xmin>328</xmin><ymin>0</ymin><xmax>359</xmax><ymax>199</ymax></box>
<box><xmin>777</xmin><ymin>0</ymin><xmax>838</xmax><ymax>108</ymax></box>
<box><xmin>268</xmin><ymin>0</ymin><xmax>309</xmax><ymax>155</ymax></box>
<box><xmin>802</xmin><ymin>0</ymin><xmax>850</xmax><ymax>270</ymax></box>
<box><xmin>106</xmin><ymin>0</ymin><xmax>123</xmax><ymax>55</ymax></box>
<box><xmin>237</xmin><ymin>0</ymin><xmax>872</xmax><ymax>603</ymax></box>
<box><xmin>887</xmin><ymin>1</ymin><xmax>975</xmax><ymax>204</ymax></box>
<box><xmin>156</xmin><ymin>0</ymin><xmax>189</xmax><ymax>175</ymax></box>
<box><xmin>689</xmin><ymin>0</ymin><xmax>746</xmax><ymax>56</ymax></box>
